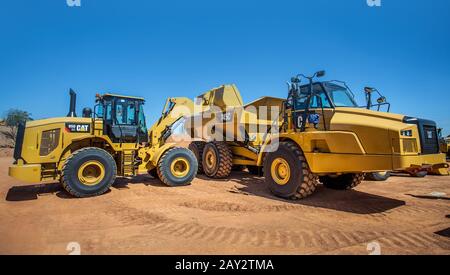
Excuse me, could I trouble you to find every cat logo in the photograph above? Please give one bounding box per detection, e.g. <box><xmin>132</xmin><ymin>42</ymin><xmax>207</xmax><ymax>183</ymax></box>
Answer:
<box><xmin>65</xmin><ymin>123</ymin><xmax>90</xmax><ymax>133</ymax></box>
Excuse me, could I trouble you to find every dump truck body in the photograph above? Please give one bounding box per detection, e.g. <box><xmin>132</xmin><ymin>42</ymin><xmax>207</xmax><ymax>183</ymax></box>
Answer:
<box><xmin>186</xmin><ymin>84</ymin><xmax>284</xmax><ymax>167</ymax></box>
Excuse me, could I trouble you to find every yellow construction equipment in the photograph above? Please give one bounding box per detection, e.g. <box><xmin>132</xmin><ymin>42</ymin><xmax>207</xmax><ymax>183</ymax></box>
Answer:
<box><xmin>443</xmin><ymin>139</ymin><xmax>450</xmax><ymax>159</ymax></box>
<box><xmin>438</xmin><ymin>128</ymin><xmax>450</xmax><ymax>158</ymax></box>
<box><xmin>186</xmin><ymin>84</ymin><xmax>284</xmax><ymax>178</ymax></box>
<box><xmin>364</xmin><ymin>89</ymin><xmax>449</xmax><ymax>178</ymax></box>
<box><xmin>186</xmin><ymin>71</ymin><xmax>448</xmax><ymax>199</ymax></box>
<box><xmin>9</xmin><ymin>90</ymin><xmax>198</xmax><ymax>197</ymax></box>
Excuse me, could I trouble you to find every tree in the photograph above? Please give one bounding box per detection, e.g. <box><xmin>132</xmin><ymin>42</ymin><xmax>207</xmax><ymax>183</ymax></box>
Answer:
<box><xmin>0</xmin><ymin>109</ymin><xmax>33</xmax><ymax>147</ymax></box>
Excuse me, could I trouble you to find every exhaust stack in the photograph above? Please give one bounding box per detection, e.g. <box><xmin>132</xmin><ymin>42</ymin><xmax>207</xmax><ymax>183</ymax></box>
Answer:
<box><xmin>67</xmin><ymin>89</ymin><xmax>77</xmax><ymax>117</ymax></box>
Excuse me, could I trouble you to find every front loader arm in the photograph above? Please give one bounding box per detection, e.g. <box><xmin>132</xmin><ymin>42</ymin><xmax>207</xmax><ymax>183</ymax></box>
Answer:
<box><xmin>148</xmin><ymin>97</ymin><xmax>194</xmax><ymax>147</ymax></box>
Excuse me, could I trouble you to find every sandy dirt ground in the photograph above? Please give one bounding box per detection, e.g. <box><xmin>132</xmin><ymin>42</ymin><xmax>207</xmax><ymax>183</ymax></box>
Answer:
<box><xmin>0</xmin><ymin>149</ymin><xmax>13</xmax><ymax>158</ymax></box>
<box><xmin>0</xmin><ymin>157</ymin><xmax>449</xmax><ymax>255</ymax></box>
<box><xmin>0</xmin><ymin>126</ymin><xmax>14</xmax><ymax>150</ymax></box>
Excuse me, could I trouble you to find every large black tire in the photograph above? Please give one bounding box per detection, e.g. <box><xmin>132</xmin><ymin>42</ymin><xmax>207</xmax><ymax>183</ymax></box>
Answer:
<box><xmin>157</xmin><ymin>147</ymin><xmax>198</xmax><ymax>187</ymax></box>
<box><xmin>365</xmin><ymin>171</ymin><xmax>391</xmax><ymax>181</ymax></box>
<box><xmin>61</xmin><ymin>147</ymin><xmax>117</xmax><ymax>198</ymax></box>
<box><xmin>264</xmin><ymin>141</ymin><xmax>319</xmax><ymax>200</ymax></box>
<box><xmin>188</xmin><ymin>141</ymin><xmax>206</xmax><ymax>174</ymax></box>
<box><xmin>202</xmin><ymin>142</ymin><xmax>233</xmax><ymax>179</ymax></box>
<box><xmin>320</xmin><ymin>173</ymin><xmax>365</xmax><ymax>190</ymax></box>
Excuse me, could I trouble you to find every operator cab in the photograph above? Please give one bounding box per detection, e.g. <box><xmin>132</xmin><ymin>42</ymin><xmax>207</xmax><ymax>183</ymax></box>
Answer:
<box><xmin>287</xmin><ymin>72</ymin><xmax>358</xmax><ymax>131</ymax></box>
<box><xmin>288</xmin><ymin>81</ymin><xmax>358</xmax><ymax>111</ymax></box>
<box><xmin>95</xmin><ymin>94</ymin><xmax>148</xmax><ymax>143</ymax></box>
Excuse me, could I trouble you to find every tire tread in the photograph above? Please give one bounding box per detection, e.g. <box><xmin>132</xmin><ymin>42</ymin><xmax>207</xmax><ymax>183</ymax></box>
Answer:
<box><xmin>189</xmin><ymin>141</ymin><xmax>206</xmax><ymax>174</ymax></box>
<box><xmin>157</xmin><ymin>147</ymin><xmax>197</xmax><ymax>186</ymax></box>
<box><xmin>61</xmin><ymin>147</ymin><xmax>117</xmax><ymax>198</ymax></box>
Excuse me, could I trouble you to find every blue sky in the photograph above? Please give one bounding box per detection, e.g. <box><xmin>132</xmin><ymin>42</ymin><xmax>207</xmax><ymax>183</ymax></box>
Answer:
<box><xmin>0</xmin><ymin>0</ymin><xmax>449</xmax><ymax>135</ymax></box>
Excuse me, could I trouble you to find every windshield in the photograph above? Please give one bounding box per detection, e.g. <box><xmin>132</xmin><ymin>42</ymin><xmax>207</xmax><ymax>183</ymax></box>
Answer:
<box><xmin>323</xmin><ymin>82</ymin><xmax>358</xmax><ymax>107</ymax></box>
<box><xmin>290</xmin><ymin>82</ymin><xmax>359</xmax><ymax>110</ymax></box>
<box><xmin>115</xmin><ymin>99</ymin><xmax>137</xmax><ymax>125</ymax></box>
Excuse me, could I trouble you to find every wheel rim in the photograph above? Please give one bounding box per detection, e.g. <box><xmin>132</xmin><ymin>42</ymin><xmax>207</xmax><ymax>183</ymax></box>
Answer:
<box><xmin>170</xmin><ymin>157</ymin><xmax>190</xmax><ymax>178</ymax></box>
<box><xmin>271</xmin><ymin>157</ymin><xmax>290</xmax><ymax>185</ymax></box>
<box><xmin>205</xmin><ymin>149</ymin><xmax>217</xmax><ymax>170</ymax></box>
<box><xmin>78</xmin><ymin>160</ymin><xmax>105</xmax><ymax>186</ymax></box>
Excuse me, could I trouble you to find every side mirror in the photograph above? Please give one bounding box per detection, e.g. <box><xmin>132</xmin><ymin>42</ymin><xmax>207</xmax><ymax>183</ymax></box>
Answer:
<box><xmin>316</xmin><ymin>70</ymin><xmax>326</xmax><ymax>78</ymax></box>
<box><xmin>377</xmin><ymin>96</ymin><xmax>386</xmax><ymax>104</ymax></box>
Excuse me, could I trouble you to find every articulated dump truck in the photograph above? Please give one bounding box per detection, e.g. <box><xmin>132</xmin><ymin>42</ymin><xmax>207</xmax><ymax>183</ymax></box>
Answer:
<box><xmin>185</xmin><ymin>71</ymin><xmax>448</xmax><ymax>200</ymax></box>
<box><xmin>9</xmin><ymin>91</ymin><xmax>198</xmax><ymax>198</ymax></box>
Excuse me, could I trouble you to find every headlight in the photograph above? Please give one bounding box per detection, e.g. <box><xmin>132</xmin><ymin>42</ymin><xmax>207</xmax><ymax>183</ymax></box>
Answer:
<box><xmin>401</xmin><ymin>130</ymin><xmax>413</xmax><ymax>137</ymax></box>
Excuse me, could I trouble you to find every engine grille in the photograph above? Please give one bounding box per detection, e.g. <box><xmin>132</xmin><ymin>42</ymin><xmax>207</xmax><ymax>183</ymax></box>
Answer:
<box><xmin>403</xmin><ymin>139</ymin><xmax>418</xmax><ymax>153</ymax></box>
<box><xmin>40</xmin><ymin>129</ymin><xmax>61</xmax><ymax>156</ymax></box>
<box><xmin>421</xmin><ymin>125</ymin><xmax>439</xmax><ymax>154</ymax></box>
<box><xmin>403</xmin><ymin>117</ymin><xmax>439</xmax><ymax>155</ymax></box>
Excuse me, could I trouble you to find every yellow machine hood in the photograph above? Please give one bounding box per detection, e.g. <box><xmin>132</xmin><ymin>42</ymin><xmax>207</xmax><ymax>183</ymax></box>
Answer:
<box><xmin>333</xmin><ymin>107</ymin><xmax>405</xmax><ymax>122</ymax></box>
<box><xmin>25</xmin><ymin>117</ymin><xmax>93</xmax><ymax>128</ymax></box>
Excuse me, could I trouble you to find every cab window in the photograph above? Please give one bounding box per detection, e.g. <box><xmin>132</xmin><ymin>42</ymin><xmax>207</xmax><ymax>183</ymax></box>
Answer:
<box><xmin>323</xmin><ymin>82</ymin><xmax>358</xmax><ymax>107</ymax></box>
<box><xmin>310</xmin><ymin>90</ymin><xmax>332</xmax><ymax>108</ymax></box>
<box><xmin>115</xmin><ymin>99</ymin><xmax>136</xmax><ymax>125</ymax></box>
<box><xmin>138</xmin><ymin>104</ymin><xmax>147</xmax><ymax>130</ymax></box>
<box><xmin>105</xmin><ymin>103</ymin><xmax>112</xmax><ymax>120</ymax></box>
<box><xmin>294</xmin><ymin>84</ymin><xmax>331</xmax><ymax>110</ymax></box>
<box><xmin>329</xmin><ymin>89</ymin><xmax>357</xmax><ymax>107</ymax></box>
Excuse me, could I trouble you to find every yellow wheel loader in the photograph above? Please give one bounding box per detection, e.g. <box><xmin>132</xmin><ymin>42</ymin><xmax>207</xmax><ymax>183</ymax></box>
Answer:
<box><xmin>186</xmin><ymin>71</ymin><xmax>448</xmax><ymax>200</ymax></box>
<box><xmin>8</xmin><ymin>90</ymin><xmax>198</xmax><ymax>198</ymax></box>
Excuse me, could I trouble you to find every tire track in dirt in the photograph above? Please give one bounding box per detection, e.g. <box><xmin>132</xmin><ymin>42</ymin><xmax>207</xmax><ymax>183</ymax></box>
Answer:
<box><xmin>178</xmin><ymin>199</ymin><xmax>448</xmax><ymax>223</ymax></box>
<box><xmin>106</xmin><ymin>200</ymin><xmax>449</xmax><ymax>252</ymax></box>
<box><xmin>105</xmin><ymin>200</ymin><xmax>171</xmax><ymax>226</ymax></box>
<box><xmin>105</xmin><ymin>201</ymin><xmax>355</xmax><ymax>249</ymax></box>
<box><xmin>180</xmin><ymin>199</ymin><xmax>373</xmax><ymax>213</ymax></box>
<box><xmin>377</xmin><ymin>231</ymin><xmax>450</xmax><ymax>251</ymax></box>
<box><xmin>393</xmin><ymin>204</ymin><xmax>448</xmax><ymax>215</ymax></box>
